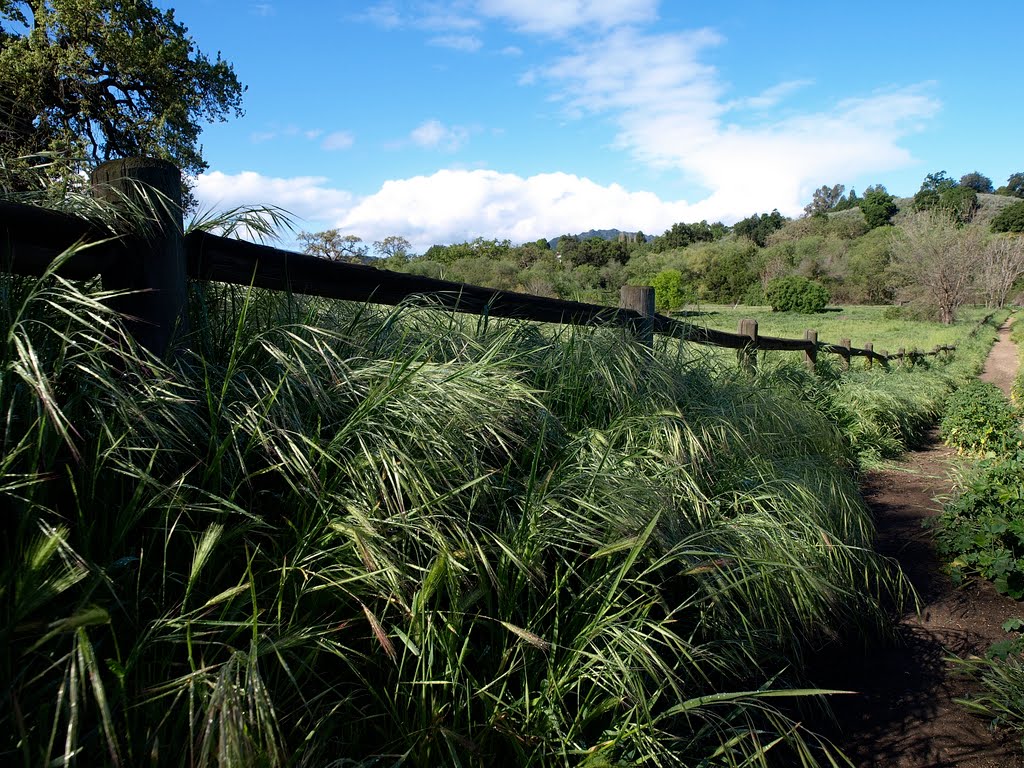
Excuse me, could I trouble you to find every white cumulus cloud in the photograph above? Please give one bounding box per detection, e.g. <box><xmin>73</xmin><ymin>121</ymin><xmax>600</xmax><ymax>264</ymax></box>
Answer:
<box><xmin>194</xmin><ymin>168</ymin><xmax>702</xmax><ymax>253</ymax></box>
<box><xmin>193</xmin><ymin>171</ymin><xmax>355</xmax><ymax>229</ymax></box>
<box><xmin>339</xmin><ymin>169</ymin><xmax>697</xmax><ymax>250</ymax></box>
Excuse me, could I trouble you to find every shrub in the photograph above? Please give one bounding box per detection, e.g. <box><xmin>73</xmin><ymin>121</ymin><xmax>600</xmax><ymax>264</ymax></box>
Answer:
<box><xmin>649</xmin><ymin>268</ymin><xmax>689</xmax><ymax>311</ymax></box>
<box><xmin>992</xmin><ymin>200</ymin><xmax>1024</xmax><ymax>233</ymax></box>
<box><xmin>937</xmin><ymin>450</ymin><xmax>1024</xmax><ymax>598</ymax></box>
<box><xmin>764</xmin><ymin>276</ymin><xmax>830</xmax><ymax>313</ymax></box>
<box><xmin>940</xmin><ymin>381</ymin><xmax>1023</xmax><ymax>455</ymax></box>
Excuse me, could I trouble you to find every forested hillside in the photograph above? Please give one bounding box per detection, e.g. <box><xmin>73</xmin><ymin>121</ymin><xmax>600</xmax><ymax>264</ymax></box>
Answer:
<box><xmin>307</xmin><ymin>172</ymin><xmax>1024</xmax><ymax>323</ymax></box>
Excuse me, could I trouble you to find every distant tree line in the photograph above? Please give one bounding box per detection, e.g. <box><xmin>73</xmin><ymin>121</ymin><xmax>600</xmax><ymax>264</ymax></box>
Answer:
<box><xmin>294</xmin><ymin>168</ymin><xmax>1024</xmax><ymax>321</ymax></box>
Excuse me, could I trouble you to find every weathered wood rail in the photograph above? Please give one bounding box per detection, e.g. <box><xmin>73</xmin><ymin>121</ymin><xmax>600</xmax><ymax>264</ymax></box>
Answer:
<box><xmin>0</xmin><ymin>158</ymin><xmax>962</xmax><ymax>370</ymax></box>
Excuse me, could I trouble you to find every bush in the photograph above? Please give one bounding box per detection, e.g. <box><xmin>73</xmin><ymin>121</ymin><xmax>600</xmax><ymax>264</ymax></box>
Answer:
<box><xmin>649</xmin><ymin>268</ymin><xmax>690</xmax><ymax>311</ymax></box>
<box><xmin>940</xmin><ymin>381</ymin><xmax>1023</xmax><ymax>455</ymax></box>
<box><xmin>992</xmin><ymin>200</ymin><xmax>1024</xmax><ymax>233</ymax></box>
<box><xmin>764</xmin><ymin>276</ymin><xmax>830</xmax><ymax>313</ymax></box>
<box><xmin>937</xmin><ymin>450</ymin><xmax>1024</xmax><ymax>598</ymax></box>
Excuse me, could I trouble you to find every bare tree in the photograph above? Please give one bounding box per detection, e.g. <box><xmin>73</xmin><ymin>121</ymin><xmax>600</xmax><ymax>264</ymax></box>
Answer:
<box><xmin>978</xmin><ymin>235</ymin><xmax>1024</xmax><ymax>308</ymax></box>
<box><xmin>889</xmin><ymin>210</ymin><xmax>983</xmax><ymax>324</ymax></box>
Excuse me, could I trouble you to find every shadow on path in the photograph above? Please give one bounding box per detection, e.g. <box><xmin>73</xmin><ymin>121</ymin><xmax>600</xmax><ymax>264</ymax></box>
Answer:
<box><xmin>819</xmin><ymin>443</ymin><xmax>1022</xmax><ymax>767</ymax></box>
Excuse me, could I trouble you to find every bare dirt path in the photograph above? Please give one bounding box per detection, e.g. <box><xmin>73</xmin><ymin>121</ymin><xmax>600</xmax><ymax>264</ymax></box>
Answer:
<box><xmin>980</xmin><ymin>316</ymin><xmax>1019</xmax><ymax>396</ymax></box>
<box><xmin>823</xmin><ymin>322</ymin><xmax>1023</xmax><ymax>767</ymax></box>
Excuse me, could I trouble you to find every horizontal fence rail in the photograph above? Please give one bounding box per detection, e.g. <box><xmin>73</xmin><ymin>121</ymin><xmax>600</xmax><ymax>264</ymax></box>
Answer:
<box><xmin>0</xmin><ymin>158</ymin><xmax>972</xmax><ymax>368</ymax></box>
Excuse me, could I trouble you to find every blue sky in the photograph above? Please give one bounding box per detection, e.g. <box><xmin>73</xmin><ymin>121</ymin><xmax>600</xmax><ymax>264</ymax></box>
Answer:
<box><xmin>181</xmin><ymin>0</ymin><xmax>1023</xmax><ymax>252</ymax></box>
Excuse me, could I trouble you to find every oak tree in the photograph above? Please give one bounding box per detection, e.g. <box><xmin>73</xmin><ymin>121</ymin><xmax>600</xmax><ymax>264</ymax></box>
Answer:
<box><xmin>298</xmin><ymin>229</ymin><xmax>368</xmax><ymax>263</ymax></box>
<box><xmin>0</xmin><ymin>0</ymin><xmax>244</xmax><ymax>181</ymax></box>
<box><xmin>959</xmin><ymin>171</ymin><xmax>994</xmax><ymax>193</ymax></box>
<box><xmin>859</xmin><ymin>185</ymin><xmax>898</xmax><ymax>229</ymax></box>
<box><xmin>373</xmin><ymin>235</ymin><xmax>412</xmax><ymax>261</ymax></box>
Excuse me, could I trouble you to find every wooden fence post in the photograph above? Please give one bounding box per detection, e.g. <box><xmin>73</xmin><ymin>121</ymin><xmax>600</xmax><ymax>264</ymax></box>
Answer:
<box><xmin>898</xmin><ymin>347</ymin><xmax>906</xmax><ymax>368</ymax></box>
<box><xmin>864</xmin><ymin>342</ymin><xmax>874</xmax><ymax>369</ymax></box>
<box><xmin>738</xmin><ymin>318</ymin><xmax>758</xmax><ymax>373</ymax></box>
<box><xmin>91</xmin><ymin>157</ymin><xmax>187</xmax><ymax>356</ymax></box>
<box><xmin>880</xmin><ymin>349</ymin><xmax>889</xmax><ymax>369</ymax></box>
<box><xmin>619</xmin><ymin>286</ymin><xmax>655</xmax><ymax>347</ymax></box>
<box><xmin>839</xmin><ymin>338</ymin><xmax>851</xmax><ymax>370</ymax></box>
<box><xmin>804</xmin><ymin>329</ymin><xmax>817</xmax><ymax>371</ymax></box>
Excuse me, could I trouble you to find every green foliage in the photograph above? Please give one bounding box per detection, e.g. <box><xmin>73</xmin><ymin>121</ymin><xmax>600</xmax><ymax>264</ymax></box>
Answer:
<box><xmin>845</xmin><ymin>226</ymin><xmax>895</xmax><ymax>302</ymax></box>
<box><xmin>920</xmin><ymin>170</ymin><xmax>958</xmax><ymax>194</ymax></box>
<box><xmin>697</xmin><ymin>240</ymin><xmax>762</xmax><ymax>303</ymax></box>
<box><xmin>649</xmin><ymin>268</ymin><xmax>690</xmax><ymax>311</ymax></box>
<box><xmin>651</xmin><ymin>220</ymin><xmax>721</xmax><ymax>251</ymax></box>
<box><xmin>1</xmin><ymin>259</ymin><xmax>913</xmax><ymax>766</ymax></box>
<box><xmin>992</xmin><ymin>200</ymin><xmax>1024</xmax><ymax>233</ymax></box>
<box><xmin>803</xmin><ymin>183</ymin><xmax>845</xmax><ymax>217</ymax></box>
<box><xmin>940</xmin><ymin>381</ymin><xmax>1023</xmax><ymax>455</ymax></box>
<box><xmin>0</xmin><ymin>0</ymin><xmax>244</xmax><ymax>181</ymax></box>
<box><xmin>764</xmin><ymin>276</ymin><xmax>830</xmax><ymax>313</ymax></box>
<box><xmin>298</xmin><ymin>229</ymin><xmax>368</xmax><ymax>262</ymax></box>
<box><xmin>912</xmin><ymin>173</ymin><xmax>978</xmax><ymax>224</ymax></box>
<box><xmin>995</xmin><ymin>173</ymin><xmax>1024</xmax><ymax>198</ymax></box>
<box><xmin>942</xmin><ymin>185</ymin><xmax>980</xmax><ymax>224</ymax></box>
<box><xmin>952</xmin><ymin>619</ymin><xmax>1024</xmax><ymax>743</ymax></box>
<box><xmin>832</xmin><ymin>368</ymin><xmax>952</xmax><ymax>462</ymax></box>
<box><xmin>568</xmin><ymin>236</ymin><xmax>629</xmax><ymax>268</ymax></box>
<box><xmin>373</xmin><ymin>234</ymin><xmax>412</xmax><ymax>261</ymax></box>
<box><xmin>960</xmin><ymin>171</ymin><xmax>995</xmax><ymax>193</ymax></box>
<box><xmin>734</xmin><ymin>209</ymin><xmax>787</xmax><ymax>247</ymax></box>
<box><xmin>937</xmin><ymin>451</ymin><xmax>1024</xmax><ymax>598</ymax></box>
<box><xmin>860</xmin><ymin>186</ymin><xmax>898</xmax><ymax>229</ymax></box>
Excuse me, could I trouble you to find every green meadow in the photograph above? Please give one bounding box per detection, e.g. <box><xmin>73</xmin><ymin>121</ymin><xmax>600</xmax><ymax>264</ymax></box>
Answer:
<box><xmin>680</xmin><ymin>303</ymin><xmax>995</xmax><ymax>355</ymax></box>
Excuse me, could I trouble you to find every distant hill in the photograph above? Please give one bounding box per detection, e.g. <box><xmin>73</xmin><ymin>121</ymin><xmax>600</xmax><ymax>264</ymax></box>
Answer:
<box><xmin>545</xmin><ymin>229</ymin><xmax>647</xmax><ymax>249</ymax></box>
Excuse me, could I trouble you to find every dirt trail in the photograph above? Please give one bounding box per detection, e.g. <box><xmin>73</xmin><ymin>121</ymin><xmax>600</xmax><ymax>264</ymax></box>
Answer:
<box><xmin>980</xmin><ymin>316</ymin><xmax>1019</xmax><ymax>396</ymax></box>
<box><xmin>824</xmin><ymin>321</ymin><xmax>1023</xmax><ymax>767</ymax></box>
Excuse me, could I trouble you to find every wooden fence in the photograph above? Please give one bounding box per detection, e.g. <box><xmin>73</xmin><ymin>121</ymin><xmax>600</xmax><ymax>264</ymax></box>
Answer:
<box><xmin>1</xmin><ymin>158</ymin><xmax>959</xmax><ymax>370</ymax></box>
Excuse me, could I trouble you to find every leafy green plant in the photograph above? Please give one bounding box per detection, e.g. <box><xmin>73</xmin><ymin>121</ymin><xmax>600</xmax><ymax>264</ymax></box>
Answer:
<box><xmin>940</xmin><ymin>380</ymin><xmax>1023</xmax><ymax>455</ymax></box>
<box><xmin>765</xmin><ymin>276</ymin><xmax>830</xmax><ymax>313</ymax></box>
<box><xmin>992</xmin><ymin>200</ymin><xmax>1024</xmax><ymax>233</ymax></box>
<box><xmin>649</xmin><ymin>268</ymin><xmax>690</xmax><ymax>311</ymax></box>
<box><xmin>937</xmin><ymin>450</ymin><xmax>1024</xmax><ymax>598</ymax></box>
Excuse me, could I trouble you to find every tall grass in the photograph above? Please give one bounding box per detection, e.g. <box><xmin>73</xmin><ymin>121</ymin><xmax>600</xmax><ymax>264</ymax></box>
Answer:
<box><xmin>0</xmin><ymin>251</ymin><xmax>914</xmax><ymax>766</ymax></box>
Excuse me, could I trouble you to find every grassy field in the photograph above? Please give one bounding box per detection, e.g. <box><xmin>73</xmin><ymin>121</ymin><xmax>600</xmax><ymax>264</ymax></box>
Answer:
<box><xmin>678</xmin><ymin>303</ymin><xmax>994</xmax><ymax>356</ymax></box>
<box><xmin>0</xmin><ymin>243</ymin><xmax>1006</xmax><ymax>767</ymax></box>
